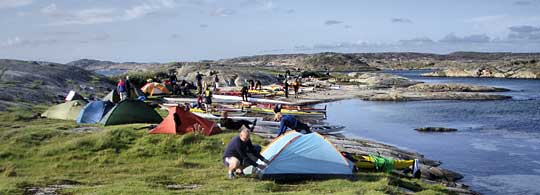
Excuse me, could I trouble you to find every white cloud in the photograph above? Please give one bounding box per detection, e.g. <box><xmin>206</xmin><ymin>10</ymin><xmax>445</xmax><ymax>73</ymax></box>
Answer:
<box><xmin>1</xmin><ymin>36</ymin><xmax>58</xmax><ymax>48</ymax></box>
<box><xmin>0</xmin><ymin>0</ymin><xmax>33</xmax><ymax>9</ymax></box>
<box><xmin>41</xmin><ymin>0</ymin><xmax>177</xmax><ymax>25</ymax></box>
<box><xmin>210</xmin><ymin>8</ymin><xmax>235</xmax><ymax>16</ymax></box>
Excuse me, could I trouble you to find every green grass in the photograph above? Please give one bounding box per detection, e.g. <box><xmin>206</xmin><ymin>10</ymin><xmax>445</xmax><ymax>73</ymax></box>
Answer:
<box><xmin>0</xmin><ymin>106</ymin><xmax>451</xmax><ymax>194</ymax></box>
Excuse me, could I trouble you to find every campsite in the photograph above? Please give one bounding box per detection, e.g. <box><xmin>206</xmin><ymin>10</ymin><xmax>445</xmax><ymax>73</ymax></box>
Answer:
<box><xmin>0</xmin><ymin>62</ymin><xmax>483</xmax><ymax>195</ymax></box>
<box><xmin>3</xmin><ymin>1</ymin><xmax>540</xmax><ymax>194</ymax></box>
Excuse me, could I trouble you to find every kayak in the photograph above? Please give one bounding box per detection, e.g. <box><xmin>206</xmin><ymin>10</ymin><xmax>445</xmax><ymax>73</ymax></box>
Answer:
<box><xmin>254</xmin><ymin>124</ymin><xmax>345</xmax><ymax>135</ymax></box>
<box><xmin>192</xmin><ymin>112</ymin><xmax>263</xmax><ymax>121</ymax></box>
<box><xmin>255</xmin><ymin>103</ymin><xmax>327</xmax><ymax>113</ymax></box>
<box><xmin>164</xmin><ymin>97</ymin><xmax>239</xmax><ymax>104</ymax></box>
<box><xmin>213</xmin><ymin>95</ymin><xmax>293</xmax><ymax>105</ymax></box>
<box><xmin>249</xmin><ymin>106</ymin><xmax>325</xmax><ymax>117</ymax></box>
<box><xmin>190</xmin><ymin>108</ymin><xmax>247</xmax><ymax>116</ymax></box>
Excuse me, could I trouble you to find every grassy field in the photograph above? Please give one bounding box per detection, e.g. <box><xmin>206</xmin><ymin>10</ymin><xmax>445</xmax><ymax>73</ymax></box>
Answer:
<box><xmin>0</xmin><ymin>106</ymin><xmax>451</xmax><ymax>195</ymax></box>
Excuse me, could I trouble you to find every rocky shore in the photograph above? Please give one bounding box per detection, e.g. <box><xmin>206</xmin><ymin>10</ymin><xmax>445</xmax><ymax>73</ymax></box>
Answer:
<box><xmin>423</xmin><ymin>68</ymin><xmax>540</xmax><ymax>79</ymax></box>
<box><xmin>254</xmin><ymin>131</ymin><xmax>478</xmax><ymax>194</ymax></box>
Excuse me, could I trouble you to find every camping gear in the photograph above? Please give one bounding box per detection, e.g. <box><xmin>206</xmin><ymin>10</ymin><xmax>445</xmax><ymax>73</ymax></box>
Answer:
<box><xmin>164</xmin><ymin>97</ymin><xmax>238</xmax><ymax>104</ymax></box>
<box><xmin>149</xmin><ymin>106</ymin><xmax>221</xmax><ymax>136</ymax></box>
<box><xmin>252</xmin><ymin>131</ymin><xmax>354</xmax><ymax>180</ymax></box>
<box><xmin>65</xmin><ymin>90</ymin><xmax>86</xmax><ymax>102</ymax></box>
<box><xmin>100</xmin><ymin>100</ymin><xmax>162</xmax><ymax>126</ymax></box>
<box><xmin>42</xmin><ymin>100</ymin><xmax>87</xmax><ymax>120</ymax></box>
<box><xmin>141</xmin><ymin>82</ymin><xmax>170</xmax><ymax>96</ymax></box>
<box><xmin>76</xmin><ymin>101</ymin><xmax>114</xmax><ymax>124</ymax></box>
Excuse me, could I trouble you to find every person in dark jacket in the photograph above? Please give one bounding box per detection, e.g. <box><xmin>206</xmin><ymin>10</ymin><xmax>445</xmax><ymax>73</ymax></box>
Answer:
<box><xmin>254</xmin><ymin>80</ymin><xmax>262</xmax><ymax>90</ymax></box>
<box><xmin>195</xmin><ymin>72</ymin><xmax>203</xmax><ymax>94</ymax></box>
<box><xmin>219</xmin><ymin>111</ymin><xmax>257</xmax><ymax>131</ymax></box>
<box><xmin>283</xmin><ymin>79</ymin><xmax>289</xmax><ymax>98</ymax></box>
<box><xmin>241</xmin><ymin>85</ymin><xmax>249</xmax><ymax>101</ymax></box>
<box><xmin>274</xmin><ymin>112</ymin><xmax>311</xmax><ymax>136</ymax></box>
<box><xmin>223</xmin><ymin>129</ymin><xmax>269</xmax><ymax>179</ymax></box>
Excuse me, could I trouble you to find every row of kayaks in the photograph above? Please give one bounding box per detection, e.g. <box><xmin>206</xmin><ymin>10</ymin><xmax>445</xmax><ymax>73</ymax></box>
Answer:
<box><xmin>190</xmin><ymin>112</ymin><xmax>344</xmax><ymax>135</ymax></box>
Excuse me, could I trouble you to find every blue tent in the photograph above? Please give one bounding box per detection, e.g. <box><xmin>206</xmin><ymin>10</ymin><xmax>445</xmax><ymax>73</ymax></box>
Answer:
<box><xmin>76</xmin><ymin>101</ymin><xmax>114</xmax><ymax>124</ymax></box>
<box><xmin>256</xmin><ymin>131</ymin><xmax>354</xmax><ymax>180</ymax></box>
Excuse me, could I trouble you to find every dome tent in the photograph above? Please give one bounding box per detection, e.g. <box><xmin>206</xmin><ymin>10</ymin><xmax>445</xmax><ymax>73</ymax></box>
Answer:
<box><xmin>76</xmin><ymin>101</ymin><xmax>114</xmax><ymax>124</ymax></box>
<box><xmin>100</xmin><ymin>100</ymin><xmax>162</xmax><ymax>126</ymax></box>
<box><xmin>255</xmin><ymin>131</ymin><xmax>354</xmax><ymax>181</ymax></box>
<box><xmin>42</xmin><ymin>100</ymin><xmax>87</xmax><ymax>120</ymax></box>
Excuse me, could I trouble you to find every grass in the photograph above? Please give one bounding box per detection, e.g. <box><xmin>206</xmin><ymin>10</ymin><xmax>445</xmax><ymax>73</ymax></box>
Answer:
<box><xmin>0</xmin><ymin>106</ymin><xmax>451</xmax><ymax>194</ymax></box>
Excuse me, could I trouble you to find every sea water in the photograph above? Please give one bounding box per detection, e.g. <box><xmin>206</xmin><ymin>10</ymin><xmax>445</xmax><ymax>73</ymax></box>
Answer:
<box><xmin>322</xmin><ymin>71</ymin><xmax>540</xmax><ymax>195</ymax></box>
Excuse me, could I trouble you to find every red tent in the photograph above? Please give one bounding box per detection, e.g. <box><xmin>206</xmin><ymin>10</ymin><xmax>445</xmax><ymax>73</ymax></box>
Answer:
<box><xmin>149</xmin><ymin>106</ymin><xmax>221</xmax><ymax>136</ymax></box>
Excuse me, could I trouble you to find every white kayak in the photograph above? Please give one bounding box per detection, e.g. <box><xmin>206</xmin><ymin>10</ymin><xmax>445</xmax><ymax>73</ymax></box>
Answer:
<box><xmin>164</xmin><ymin>97</ymin><xmax>239</xmax><ymax>104</ymax></box>
<box><xmin>192</xmin><ymin>112</ymin><xmax>264</xmax><ymax>121</ymax></box>
<box><xmin>213</xmin><ymin>95</ymin><xmax>293</xmax><ymax>105</ymax></box>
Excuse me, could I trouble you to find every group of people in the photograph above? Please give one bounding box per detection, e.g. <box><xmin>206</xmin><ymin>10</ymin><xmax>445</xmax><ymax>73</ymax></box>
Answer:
<box><xmin>282</xmin><ymin>78</ymin><xmax>301</xmax><ymax>99</ymax></box>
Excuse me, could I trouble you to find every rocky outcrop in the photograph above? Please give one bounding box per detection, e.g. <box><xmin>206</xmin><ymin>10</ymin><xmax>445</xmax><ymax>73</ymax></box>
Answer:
<box><xmin>364</xmin><ymin>91</ymin><xmax>511</xmax><ymax>101</ymax></box>
<box><xmin>415</xmin><ymin>127</ymin><xmax>458</xmax><ymax>132</ymax></box>
<box><xmin>422</xmin><ymin>65</ymin><xmax>540</xmax><ymax>79</ymax></box>
<box><xmin>174</xmin><ymin>64</ymin><xmax>280</xmax><ymax>87</ymax></box>
<box><xmin>348</xmin><ymin>72</ymin><xmax>421</xmax><ymax>88</ymax></box>
<box><xmin>0</xmin><ymin>59</ymin><xmax>114</xmax><ymax>110</ymax></box>
<box><xmin>407</xmin><ymin>83</ymin><xmax>509</xmax><ymax>92</ymax></box>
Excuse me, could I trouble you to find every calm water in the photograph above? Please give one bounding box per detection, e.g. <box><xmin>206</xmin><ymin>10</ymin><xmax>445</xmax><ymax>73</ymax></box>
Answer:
<box><xmin>322</xmin><ymin>71</ymin><xmax>540</xmax><ymax>195</ymax></box>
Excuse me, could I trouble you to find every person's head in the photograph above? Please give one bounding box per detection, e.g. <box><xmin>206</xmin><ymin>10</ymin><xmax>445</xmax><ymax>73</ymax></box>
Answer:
<box><xmin>239</xmin><ymin>129</ymin><xmax>250</xmax><ymax>142</ymax></box>
<box><xmin>126</xmin><ymin>76</ymin><xmax>130</xmax><ymax>80</ymax></box>
<box><xmin>118</xmin><ymin>79</ymin><xmax>123</xmax><ymax>82</ymax></box>
<box><xmin>221</xmin><ymin>111</ymin><xmax>229</xmax><ymax>118</ymax></box>
<box><xmin>273</xmin><ymin>112</ymin><xmax>283</xmax><ymax>121</ymax></box>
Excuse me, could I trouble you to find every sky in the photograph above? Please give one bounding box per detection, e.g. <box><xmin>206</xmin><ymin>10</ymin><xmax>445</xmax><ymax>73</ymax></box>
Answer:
<box><xmin>1</xmin><ymin>0</ymin><xmax>540</xmax><ymax>63</ymax></box>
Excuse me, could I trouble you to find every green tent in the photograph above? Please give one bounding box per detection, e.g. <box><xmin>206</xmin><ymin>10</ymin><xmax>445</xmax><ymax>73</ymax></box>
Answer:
<box><xmin>42</xmin><ymin>100</ymin><xmax>87</xmax><ymax>120</ymax></box>
<box><xmin>102</xmin><ymin>89</ymin><xmax>121</xmax><ymax>103</ymax></box>
<box><xmin>100</xmin><ymin>100</ymin><xmax>162</xmax><ymax>126</ymax></box>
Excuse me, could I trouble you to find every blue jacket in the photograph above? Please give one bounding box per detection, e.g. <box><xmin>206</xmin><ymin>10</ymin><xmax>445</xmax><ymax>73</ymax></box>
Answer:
<box><xmin>277</xmin><ymin>115</ymin><xmax>298</xmax><ymax>136</ymax></box>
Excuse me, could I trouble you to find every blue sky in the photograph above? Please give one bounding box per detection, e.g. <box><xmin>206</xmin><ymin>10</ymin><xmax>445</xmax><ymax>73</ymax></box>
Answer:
<box><xmin>1</xmin><ymin>0</ymin><xmax>540</xmax><ymax>63</ymax></box>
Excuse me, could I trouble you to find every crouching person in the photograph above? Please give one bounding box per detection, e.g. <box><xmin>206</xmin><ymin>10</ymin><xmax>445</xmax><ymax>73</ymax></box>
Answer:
<box><xmin>223</xmin><ymin>129</ymin><xmax>269</xmax><ymax>179</ymax></box>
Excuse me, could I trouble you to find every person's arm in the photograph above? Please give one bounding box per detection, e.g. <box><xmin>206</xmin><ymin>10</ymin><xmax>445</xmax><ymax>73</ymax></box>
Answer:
<box><xmin>236</xmin><ymin>141</ymin><xmax>258</xmax><ymax>166</ymax></box>
<box><xmin>277</xmin><ymin>119</ymin><xmax>288</xmax><ymax>136</ymax></box>
<box><xmin>247</xmin><ymin>140</ymin><xmax>267</xmax><ymax>162</ymax></box>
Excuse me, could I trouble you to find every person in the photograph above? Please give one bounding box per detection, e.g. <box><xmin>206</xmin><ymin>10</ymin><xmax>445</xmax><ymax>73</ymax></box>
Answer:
<box><xmin>214</xmin><ymin>74</ymin><xmax>220</xmax><ymax>91</ymax></box>
<box><xmin>223</xmin><ymin>129</ymin><xmax>270</xmax><ymax>179</ymax></box>
<box><xmin>255</xmin><ymin>80</ymin><xmax>262</xmax><ymax>90</ymax></box>
<box><xmin>219</xmin><ymin>111</ymin><xmax>257</xmax><ymax>132</ymax></box>
<box><xmin>241</xmin><ymin>85</ymin><xmax>249</xmax><ymax>102</ymax></box>
<box><xmin>125</xmin><ymin>76</ymin><xmax>132</xmax><ymax>99</ymax></box>
<box><xmin>204</xmin><ymin>88</ymin><xmax>213</xmax><ymax>112</ymax></box>
<box><xmin>340</xmin><ymin>152</ymin><xmax>421</xmax><ymax>178</ymax></box>
<box><xmin>248</xmin><ymin>80</ymin><xmax>255</xmax><ymax>90</ymax></box>
<box><xmin>274</xmin><ymin>112</ymin><xmax>311</xmax><ymax>136</ymax></box>
<box><xmin>292</xmin><ymin>78</ymin><xmax>300</xmax><ymax>98</ymax></box>
<box><xmin>179</xmin><ymin>79</ymin><xmax>188</xmax><ymax>96</ymax></box>
<box><xmin>283</xmin><ymin>79</ymin><xmax>289</xmax><ymax>98</ymax></box>
<box><xmin>285</xmin><ymin>69</ymin><xmax>291</xmax><ymax>78</ymax></box>
<box><xmin>196</xmin><ymin>95</ymin><xmax>204</xmax><ymax>109</ymax></box>
<box><xmin>169</xmin><ymin>73</ymin><xmax>178</xmax><ymax>95</ymax></box>
<box><xmin>273</xmin><ymin>104</ymin><xmax>282</xmax><ymax>114</ymax></box>
<box><xmin>195</xmin><ymin>72</ymin><xmax>203</xmax><ymax>94</ymax></box>
<box><xmin>117</xmin><ymin>79</ymin><xmax>127</xmax><ymax>101</ymax></box>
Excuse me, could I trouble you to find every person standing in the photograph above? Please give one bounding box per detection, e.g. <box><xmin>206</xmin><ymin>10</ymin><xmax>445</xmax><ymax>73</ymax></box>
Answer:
<box><xmin>195</xmin><ymin>72</ymin><xmax>203</xmax><ymax>95</ymax></box>
<box><xmin>214</xmin><ymin>74</ymin><xmax>220</xmax><ymax>91</ymax></box>
<box><xmin>204</xmin><ymin>88</ymin><xmax>213</xmax><ymax>112</ymax></box>
<box><xmin>125</xmin><ymin>76</ymin><xmax>132</xmax><ymax>99</ymax></box>
<box><xmin>222</xmin><ymin>129</ymin><xmax>269</xmax><ymax>179</ymax></box>
<box><xmin>283</xmin><ymin>79</ymin><xmax>289</xmax><ymax>98</ymax></box>
<box><xmin>292</xmin><ymin>78</ymin><xmax>300</xmax><ymax>99</ymax></box>
<box><xmin>117</xmin><ymin>79</ymin><xmax>127</xmax><ymax>101</ymax></box>
<box><xmin>241</xmin><ymin>85</ymin><xmax>249</xmax><ymax>102</ymax></box>
<box><xmin>169</xmin><ymin>73</ymin><xmax>178</xmax><ymax>95</ymax></box>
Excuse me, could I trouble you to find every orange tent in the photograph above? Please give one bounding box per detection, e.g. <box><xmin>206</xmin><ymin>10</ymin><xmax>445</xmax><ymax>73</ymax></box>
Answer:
<box><xmin>149</xmin><ymin>106</ymin><xmax>221</xmax><ymax>136</ymax></box>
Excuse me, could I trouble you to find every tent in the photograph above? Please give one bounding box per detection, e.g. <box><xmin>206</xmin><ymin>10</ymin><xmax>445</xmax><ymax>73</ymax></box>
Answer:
<box><xmin>42</xmin><ymin>100</ymin><xmax>87</xmax><ymax>120</ymax></box>
<box><xmin>76</xmin><ymin>101</ymin><xmax>114</xmax><ymax>124</ymax></box>
<box><xmin>102</xmin><ymin>83</ymin><xmax>146</xmax><ymax>103</ymax></box>
<box><xmin>141</xmin><ymin>82</ymin><xmax>170</xmax><ymax>96</ymax></box>
<box><xmin>100</xmin><ymin>100</ymin><xmax>162</xmax><ymax>126</ymax></box>
<box><xmin>149</xmin><ymin>106</ymin><xmax>221</xmax><ymax>136</ymax></box>
<box><xmin>255</xmin><ymin>131</ymin><xmax>354</xmax><ymax>180</ymax></box>
<box><xmin>65</xmin><ymin>90</ymin><xmax>86</xmax><ymax>102</ymax></box>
